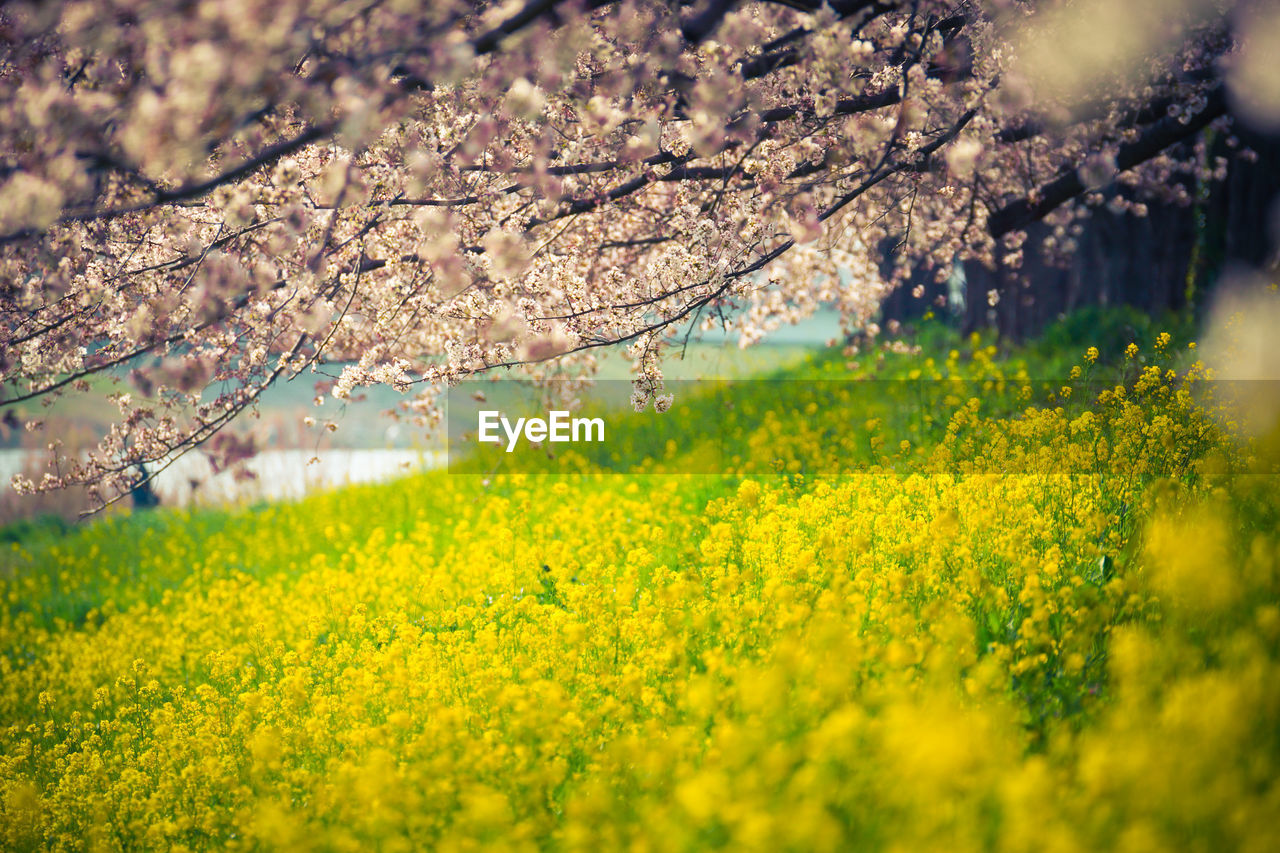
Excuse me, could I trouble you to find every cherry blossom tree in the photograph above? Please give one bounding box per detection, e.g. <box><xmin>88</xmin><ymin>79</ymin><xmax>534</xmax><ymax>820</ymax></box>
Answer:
<box><xmin>0</xmin><ymin>0</ymin><xmax>1274</xmax><ymax>507</ymax></box>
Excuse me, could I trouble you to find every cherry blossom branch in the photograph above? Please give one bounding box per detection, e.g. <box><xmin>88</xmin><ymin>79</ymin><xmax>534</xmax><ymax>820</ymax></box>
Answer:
<box><xmin>84</xmin><ymin>332</ymin><xmax>311</xmax><ymax>516</ymax></box>
<box><xmin>989</xmin><ymin>86</ymin><xmax>1228</xmax><ymax>238</ymax></box>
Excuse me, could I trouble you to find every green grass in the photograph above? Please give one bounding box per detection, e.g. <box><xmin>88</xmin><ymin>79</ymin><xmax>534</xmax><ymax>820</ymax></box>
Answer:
<box><xmin>1</xmin><ymin>311</ymin><xmax>1189</xmax><ymax>634</ymax></box>
<box><xmin>5</xmin><ymin>307</ymin><xmax>1275</xmax><ymax>852</ymax></box>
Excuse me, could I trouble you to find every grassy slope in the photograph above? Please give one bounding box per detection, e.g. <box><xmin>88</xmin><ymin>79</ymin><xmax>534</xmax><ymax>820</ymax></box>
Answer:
<box><xmin>2</xmin><ymin>309</ymin><xmax>1180</xmax><ymax>623</ymax></box>
<box><xmin>3</xmin><ymin>308</ymin><xmax>1277</xmax><ymax>851</ymax></box>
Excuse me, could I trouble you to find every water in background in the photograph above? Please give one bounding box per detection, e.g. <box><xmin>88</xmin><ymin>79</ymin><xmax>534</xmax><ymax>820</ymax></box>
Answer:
<box><xmin>2</xmin><ymin>310</ymin><xmax>840</xmax><ymax>515</ymax></box>
<box><xmin>0</xmin><ymin>448</ymin><xmax>441</xmax><ymax>511</ymax></box>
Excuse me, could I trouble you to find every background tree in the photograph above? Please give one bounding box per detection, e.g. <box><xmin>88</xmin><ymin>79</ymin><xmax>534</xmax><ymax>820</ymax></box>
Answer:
<box><xmin>1</xmin><ymin>0</ymin><xmax>1276</xmax><ymax>507</ymax></box>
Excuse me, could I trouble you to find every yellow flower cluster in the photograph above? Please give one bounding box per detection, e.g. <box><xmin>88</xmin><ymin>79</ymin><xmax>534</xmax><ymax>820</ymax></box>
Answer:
<box><xmin>2</xmin><ymin>340</ymin><xmax>1277</xmax><ymax>851</ymax></box>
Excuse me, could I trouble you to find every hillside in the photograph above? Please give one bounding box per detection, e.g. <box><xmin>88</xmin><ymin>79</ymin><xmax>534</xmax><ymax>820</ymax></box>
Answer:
<box><xmin>2</xmin><ymin>317</ymin><xmax>1278</xmax><ymax>851</ymax></box>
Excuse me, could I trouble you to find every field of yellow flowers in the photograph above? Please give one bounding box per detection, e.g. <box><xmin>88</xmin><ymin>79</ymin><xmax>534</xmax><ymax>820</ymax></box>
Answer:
<box><xmin>3</xmin><ymin>322</ymin><xmax>1279</xmax><ymax>851</ymax></box>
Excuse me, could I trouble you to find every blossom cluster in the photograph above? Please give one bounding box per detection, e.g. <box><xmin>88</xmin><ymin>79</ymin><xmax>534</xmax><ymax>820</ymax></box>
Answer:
<box><xmin>0</xmin><ymin>0</ymin><xmax>1254</xmax><ymax>501</ymax></box>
